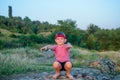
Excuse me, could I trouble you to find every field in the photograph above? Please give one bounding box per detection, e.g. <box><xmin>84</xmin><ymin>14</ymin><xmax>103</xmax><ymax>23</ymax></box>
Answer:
<box><xmin>0</xmin><ymin>47</ymin><xmax>120</xmax><ymax>76</ymax></box>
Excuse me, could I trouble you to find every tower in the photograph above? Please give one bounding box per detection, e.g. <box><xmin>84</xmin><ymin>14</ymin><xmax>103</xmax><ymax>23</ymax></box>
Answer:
<box><xmin>8</xmin><ymin>6</ymin><xmax>12</xmax><ymax>18</ymax></box>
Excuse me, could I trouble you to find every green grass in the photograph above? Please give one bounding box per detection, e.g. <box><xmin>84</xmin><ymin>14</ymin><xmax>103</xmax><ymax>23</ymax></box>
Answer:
<box><xmin>0</xmin><ymin>47</ymin><xmax>120</xmax><ymax>76</ymax></box>
<box><xmin>70</xmin><ymin>48</ymin><xmax>100</xmax><ymax>67</ymax></box>
<box><xmin>71</xmin><ymin>48</ymin><xmax>120</xmax><ymax>71</ymax></box>
<box><xmin>0</xmin><ymin>48</ymin><xmax>53</xmax><ymax>76</ymax></box>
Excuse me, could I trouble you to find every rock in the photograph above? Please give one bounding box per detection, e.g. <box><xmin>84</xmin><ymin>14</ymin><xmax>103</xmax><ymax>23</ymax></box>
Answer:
<box><xmin>72</xmin><ymin>68</ymin><xmax>112</xmax><ymax>80</ymax></box>
<box><xmin>0</xmin><ymin>49</ymin><xmax>119</xmax><ymax>80</ymax></box>
<box><xmin>35</xmin><ymin>50</ymin><xmax>55</xmax><ymax>64</ymax></box>
<box><xmin>99</xmin><ymin>58</ymin><xmax>116</xmax><ymax>74</ymax></box>
<box><xmin>113</xmin><ymin>75</ymin><xmax>120</xmax><ymax>80</ymax></box>
<box><xmin>43</xmin><ymin>50</ymin><xmax>54</xmax><ymax>59</ymax></box>
<box><xmin>89</xmin><ymin>58</ymin><xmax>116</xmax><ymax>75</ymax></box>
<box><xmin>0</xmin><ymin>67</ymin><xmax>119</xmax><ymax>80</ymax></box>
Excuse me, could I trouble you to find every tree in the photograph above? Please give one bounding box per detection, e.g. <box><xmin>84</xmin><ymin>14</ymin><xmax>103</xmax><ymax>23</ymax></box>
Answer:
<box><xmin>86</xmin><ymin>34</ymin><xmax>97</xmax><ymax>50</ymax></box>
<box><xmin>57</xmin><ymin>19</ymin><xmax>76</xmax><ymax>29</ymax></box>
<box><xmin>57</xmin><ymin>19</ymin><xmax>77</xmax><ymax>34</ymax></box>
<box><xmin>87</xmin><ymin>24</ymin><xmax>101</xmax><ymax>34</ymax></box>
<box><xmin>32</xmin><ymin>26</ymin><xmax>39</xmax><ymax>34</ymax></box>
<box><xmin>94</xmin><ymin>30</ymin><xmax>109</xmax><ymax>50</ymax></box>
<box><xmin>22</xmin><ymin>16</ymin><xmax>32</xmax><ymax>33</ymax></box>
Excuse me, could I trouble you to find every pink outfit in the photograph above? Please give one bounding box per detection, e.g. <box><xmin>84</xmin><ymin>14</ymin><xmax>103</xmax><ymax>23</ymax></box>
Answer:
<box><xmin>52</xmin><ymin>44</ymin><xmax>70</xmax><ymax>62</ymax></box>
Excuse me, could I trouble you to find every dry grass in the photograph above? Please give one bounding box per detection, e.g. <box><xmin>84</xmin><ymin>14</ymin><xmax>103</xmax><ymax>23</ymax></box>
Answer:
<box><xmin>0</xmin><ymin>48</ymin><xmax>52</xmax><ymax>75</ymax></box>
<box><xmin>71</xmin><ymin>48</ymin><xmax>120</xmax><ymax>73</ymax></box>
<box><xmin>98</xmin><ymin>51</ymin><xmax>120</xmax><ymax>72</ymax></box>
<box><xmin>0</xmin><ymin>47</ymin><xmax>120</xmax><ymax>75</ymax></box>
<box><xmin>0</xmin><ymin>28</ymin><xmax>12</xmax><ymax>36</ymax></box>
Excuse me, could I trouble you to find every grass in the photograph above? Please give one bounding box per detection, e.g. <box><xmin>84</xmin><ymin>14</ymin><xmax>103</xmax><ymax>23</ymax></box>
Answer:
<box><xmin>0</xmin><ymin>48</ymin><xmax>53</xmax><ymax>76</ymax></box>
<box><xmin>0</xmin><ymin>28</ymin><xmax>12</xmax><ymax>37</ymax></box>
<box><xmin>70</xmin><ymin>48</ymin><xmax>99</xmax><ymax>67</ymax></box>
<box><xmin>71</xmin><ymin>48</ymin><xmax>120</xmax><ymax>72</ymax></box>
<box><xmin>0</xmin><ymin>47</ymin><xmax>120</xmax><ymax>76</ymax></box>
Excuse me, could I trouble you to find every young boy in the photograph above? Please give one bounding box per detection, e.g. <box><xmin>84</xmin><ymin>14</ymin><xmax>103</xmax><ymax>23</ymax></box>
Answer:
<box><xmin>40</xmin><ymin>32</ymin><xmax>73</xmax><ymax>80</ymax></box>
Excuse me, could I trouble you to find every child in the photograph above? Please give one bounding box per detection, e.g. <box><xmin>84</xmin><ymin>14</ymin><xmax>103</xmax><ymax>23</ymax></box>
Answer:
<box><xmin>40</xmin><ymin>32</ymin><xmax>74</xmax><ymax>80</ymax></box>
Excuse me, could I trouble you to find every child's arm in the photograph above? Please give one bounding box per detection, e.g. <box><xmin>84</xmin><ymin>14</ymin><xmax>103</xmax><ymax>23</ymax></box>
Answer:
<box><xmin>66</xmin><ymin>42</ymin><xmax>73</xmax><ymax>49</ymax></box>
<box><xmin>40</xmin><ymin>45</ymin><xmax>54</xmax><ymax>51</ymax></box>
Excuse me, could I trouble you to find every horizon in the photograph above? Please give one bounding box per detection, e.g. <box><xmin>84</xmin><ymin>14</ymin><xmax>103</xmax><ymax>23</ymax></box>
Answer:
<box><xmin>0</xmin><ymin>0</ymin><xmax>120</xmax><ymax>30</ymax></box>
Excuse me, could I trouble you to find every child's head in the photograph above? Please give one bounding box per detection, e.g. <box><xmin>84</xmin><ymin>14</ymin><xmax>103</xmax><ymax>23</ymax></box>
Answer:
<box><xmin>55</xmin><ymin>32</ymin><xmax>66</xmax><ymax>39</ymax></box>
<box><xmin>55</xmin><ymin>32</ymin><xmax>67</xmax><ymax>46</ymax></box>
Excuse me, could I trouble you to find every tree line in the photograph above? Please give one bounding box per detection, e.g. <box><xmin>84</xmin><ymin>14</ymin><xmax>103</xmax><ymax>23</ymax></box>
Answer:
<box><xmin>0</xmin><ymin>16</ymin><xmax>120</xmax><ymax>51</ymax></box>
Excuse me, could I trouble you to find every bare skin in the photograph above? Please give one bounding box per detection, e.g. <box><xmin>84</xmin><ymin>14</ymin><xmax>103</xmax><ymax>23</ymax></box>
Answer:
<box><xmin>52</xmin><ymin>61</ymin><xmax>61</xmax><ymax>79</ymax></box>
<box><xmin>65</xmin><ymin>62</ymin><xmax>73</xmax><ymax>80</ymax></box>
<box><xmin>52</xmin><ymin>61</ymin><xmax>73</xmax><ymax>80</ymax></box>
<box><xmin>40</xmin><ymin>37</ymin><xmax>73</xmax><ymax>80</ymax></box>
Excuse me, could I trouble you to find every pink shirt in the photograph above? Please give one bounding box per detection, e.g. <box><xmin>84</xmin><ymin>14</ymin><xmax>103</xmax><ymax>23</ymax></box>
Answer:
<box><xmin>52</xmin><ymin>44</ymin><xmax>70</xmax><ymax>62</ymax></box>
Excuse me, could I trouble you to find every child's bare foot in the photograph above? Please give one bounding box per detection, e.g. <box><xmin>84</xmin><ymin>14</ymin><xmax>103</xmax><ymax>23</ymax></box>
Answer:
<box><xmin>66</xmin><ymin>74</ymin><xmax>74</xmax><ymax>80</ymax></box>
<box><xmin>52</xmin><ymin>74</ymin><xmax>60</xmax><ymax>79</ymax></box>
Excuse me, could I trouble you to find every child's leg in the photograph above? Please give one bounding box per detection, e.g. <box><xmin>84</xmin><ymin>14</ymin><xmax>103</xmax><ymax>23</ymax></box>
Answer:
<box><xmin>53</xmin><ymin>61</ymin><xmax>61</xmax><ymax>79</ymax></box>
<box><xmin>64</xmin><ymin>62</ymin><xmax>73</xmax><ymax>80</ymax></box>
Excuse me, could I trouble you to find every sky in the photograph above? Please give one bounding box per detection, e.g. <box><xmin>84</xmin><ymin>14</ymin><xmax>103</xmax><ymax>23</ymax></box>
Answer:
<box><xmin>0</xmin><ymin>0</ymin><xmax>120</xmax><ymax>30</ymax></box>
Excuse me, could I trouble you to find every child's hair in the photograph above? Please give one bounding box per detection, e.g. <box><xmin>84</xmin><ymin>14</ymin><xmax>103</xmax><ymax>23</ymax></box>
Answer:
<box><xmin>55</xmin><ymin>32</ymin><xmax>66</xmax><ymax>39</ymax></box>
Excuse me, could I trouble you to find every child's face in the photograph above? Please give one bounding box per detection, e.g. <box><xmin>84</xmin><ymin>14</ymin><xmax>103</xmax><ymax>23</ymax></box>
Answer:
<box><xmin>55</xmin><ymin>37</ymin><xmax>66</xmax><ymax>46</ymax></box>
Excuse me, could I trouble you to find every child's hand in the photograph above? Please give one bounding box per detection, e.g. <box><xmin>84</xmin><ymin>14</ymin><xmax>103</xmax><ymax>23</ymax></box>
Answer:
<box><xmin>40</xmin><ymin>45</ymin><xmax>54</xmax><ymax>51</ymax></box>
<box><xmin>40</xmin><ymin>47</ymin><xmax>47</xmax><ymax>51</ymax></box>
<box><xmin>66</xmin><ymin>42</ymin><xmax>73</xmax><ymax>48</ymax></box>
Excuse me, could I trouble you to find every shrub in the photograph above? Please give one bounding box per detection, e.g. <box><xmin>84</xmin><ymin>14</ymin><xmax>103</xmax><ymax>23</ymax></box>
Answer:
<box><xmin>9</xmin><ymin>33</ymin><xmax>17</xmax><ymax>38</ymax></box>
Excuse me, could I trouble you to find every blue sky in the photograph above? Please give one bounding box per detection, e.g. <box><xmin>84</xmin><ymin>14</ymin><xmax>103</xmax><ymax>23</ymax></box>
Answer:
<box><xmin>0</xmin><ymin>0</ymin><xmax>120</xmax><ymax>30</ymax></box>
